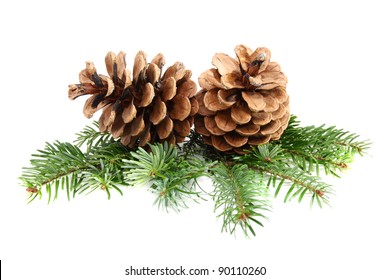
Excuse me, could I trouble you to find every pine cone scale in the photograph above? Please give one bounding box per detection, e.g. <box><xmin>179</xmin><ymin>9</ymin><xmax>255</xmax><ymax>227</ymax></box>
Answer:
<box><xmin>111</xmin><ymin>114</ymin><xmax>126</xmax><ymax>138</ymax></box>
<box><xmin>212</xmin><ymin>53</ymin><xmax>240</xmax><ymax>75</ymax></box>
<box><xmin>252</xmin><ymin>112</ymin><xmax>272</xmax><ymax>125</ymax></box>
<box><xmin>231</xmin><ymin>102</ymin><xmax>252</xmax><ymax>125</ymax></box>
<box><xmin>204</xmin><ymin>116</ymin><xmax>225</xmax><ymax>136</ymax></box>
<box><xmin>161</xmin><ymin>77</ymin><xmax>176</xmax><ymax>101</ymax></box>
<box><xmin>236</xmin><ymin>122</ymin><xmax>260</xmax><ymax>136</ymax></box>
<box><xmin>194</xmin><ymin>117</ymin><xmax>211</xmax><ymax>136</ymax></box>
<box><xmin>129</xmin><ymin>114</ymin><xmax>145</xmax><ymax>136</ymax></box>
<box><xmin>211</xmin><ymin>135</ymin><xmax>232</xmax><ymax>152</ymax></box>
<box><xmin>224</xmin><ymin>132</ymin><xmax>248</xmax><ymax>148</ymax></box>
<box><xmin>261</xmin><ymin>120</ymin><xmax>281</xmax><ymax>135</ymax></box>
<box><xmin>196</xmin><ymin>91</ymin><xmax>215</xmax><ymax>116</ymax></box>
<box><xmin>156</xmin><ymin>116</ymin><xmax>173</xmax><ymax>140</ymax></box>
<box><xmin>242</xmin><ymin>91</ymin><xmax>266</xmax><ymax>112</ymax></box>
<box><xmin>169</xmin><ymin>95</ymin><xmax>191</xmax><ymax>121</ymax></box>
<box><xmin>199</xmin><ymin>68</ymin><xmax>224</xmax><ymax>90</ymax></box>
<box><xmin>215</xmin><ymin>110</ymin><xmax>237</xmax><ymax>132</ymax></box>
<box><xmin>122</xmin><ymin>100</ymin><xmax>137</xmax><ymax>123</ymax></box>
<box><xmin>271</xmin><ymin>103</ymin><xmax>286</xmax><ymax>120</ymax></box>
<box><xmin>173</xmin><ymin>120</ymin><xmax>191</xmax><ymax>137</ymax></box>
<box><xmin>149</xmin><ymin>97</ymin><xmax>167</xmax><ymax>125</ymax></box>
<box><xmin>204</xmin><ymin>89</ymin><xmax>231</xmax><ymax>111</ymax></box>
<box><xmin>217</xmin><ymin>89</ymin><xmax>237</xmax><ymax>107</ymax></box>
<box><xmin>221</xmin><ymin>72</ymin><xmax>245</xmax><ymax>89</ymax></box>
<box><xmin>248</xmin><ymin>134</ymin><xmax>271</xmax><ymax>145</ymax></box>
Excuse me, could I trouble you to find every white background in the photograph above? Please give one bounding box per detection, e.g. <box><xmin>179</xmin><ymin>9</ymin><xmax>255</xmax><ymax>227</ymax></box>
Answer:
<box><xmin>1</xmin><ymin>0</ymin><xmax>389</xmax><ymax>279</ymax></box>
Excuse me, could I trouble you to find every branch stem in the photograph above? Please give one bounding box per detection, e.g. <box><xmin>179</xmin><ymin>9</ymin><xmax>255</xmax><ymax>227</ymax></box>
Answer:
<box><xmin>257</xmin><ymin>166</ymin><xmax>320</xmax><ymax>195</ymax></box>
<box><xmin>284</xmin><ymin>149</ymin><xmax>348</xmax><ymax>169</ymax></box>
<box><xmin>36</xmin><ymin>166</ymin><xmax>89</xmax><ymax>188</ymax></box>
<box><xmin>225</xmin><ymin>164</ymin><xmax>246</xmax><ymax>218</ymax></box>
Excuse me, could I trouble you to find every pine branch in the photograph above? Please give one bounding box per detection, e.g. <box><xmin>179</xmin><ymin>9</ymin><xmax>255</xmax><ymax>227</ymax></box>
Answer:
<box><xmin>20</xmin><ymin>138</ymin><xmax>132</xmax><ymax>203</ymax></box>
<box><xmin>123</xmin><ymin>142</ymin><xmax>178</xmax><ymax>187</ymax></box>
<box><xmin>262</xmin><ymin>165</ymin><xmax>331</xmax><ymax>207</ymax></box>
<box><xmin>209</xmin><ymin>163</ymin><xmax>271</xmax><ymax>237</ymax></box>
<box><xmin>123</xmin><ymin>143</ymin><xmax>211</xmax><ymax>212</ymax></box>
<box><xmin>20</xmin><ymin>141</ymin><xmax>89</xmax><ymax>202</ymax></box>
<box><xmin>19</xmin><ymin>114</ymin><xmax>370</xmax><ymax>236</ymax></box>
<box><xmin>276</xmin><ymin>115</ymin><xmax>370</xmax><ymax>176</ymax></box>
<box><xmin>236</xmin><ymin>144</ymin><xmax>332</xmax><ymax>207</ymax></box>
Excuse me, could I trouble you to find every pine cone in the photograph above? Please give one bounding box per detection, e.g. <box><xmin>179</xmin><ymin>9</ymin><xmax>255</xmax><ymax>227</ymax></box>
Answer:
<box><xmin>194</xmin><ymin>45</ymin><xmax>290</xmax><ymax>154</ymax></box>
<box><xmin>68</xmin><ymin>51</ymin><xmax>198</xmax><ymax>148</ymax></box>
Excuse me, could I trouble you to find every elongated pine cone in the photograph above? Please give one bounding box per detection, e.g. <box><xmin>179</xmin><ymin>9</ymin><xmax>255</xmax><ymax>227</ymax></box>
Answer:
<box><xmin>194</xmin><ymin>45</ymin><xmax>290</xmax><ymax>154</ymax></box>
<box><xmin>68</xmin><ymin>51</ymin><xmax>198</xmax><ymax>147</ymax></box>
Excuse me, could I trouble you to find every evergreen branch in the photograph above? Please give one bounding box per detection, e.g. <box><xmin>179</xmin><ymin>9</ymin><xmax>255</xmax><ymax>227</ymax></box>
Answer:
<box><xmin>19</xmin><ymin>114</ymin><xmax>370</xmax><ymax>236</ymax></box>
<box><xmin>236</xmin><ymin>144</ymin><xmax>332</xmax><ymax>207</ymax></box>
<box><xmin>123</xmin><ymin>143</ymin><xmax>211</xmax><ymax>212</ymax></box>
<box><xmin>276</xmin><ymin>115</ymin><xmax>370</xmax><ymax>175</ymax></box>
<box><xmin>209</xmin><ymin>163</ymin><xmax>271</xmax><ymax>237</ymax></box>
<box><xmin>262</xmin><ymin>165</ymin><xmax>331</xmax><ymax>207</ymax></box>
<box><xmin>20</xmin><ymin>141</ymin><xmax>89</xmax><ymax>202</ymax></box>
<box><xmin>123</xmin><ymin>142</ymin><xmax>177</xmax><ymax>187</ymax></box>
<box><xmin>20</xmin><ymin>140</ymin><xmax>132</xmax><ymax>203</ymax></box>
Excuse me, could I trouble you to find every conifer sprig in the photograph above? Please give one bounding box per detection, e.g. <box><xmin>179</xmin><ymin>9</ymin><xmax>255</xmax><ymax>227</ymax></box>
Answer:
<box><xmin>123</xmin><ymin>143</ymin><xmax>210</xmax><ymax>212</ymax></box>
<box><xmin>20</xmin><ymin>139</ymin><xmax>132</xmax><ymax>203</ymax></box>
<box><xmin>275</xmin><ymin>116</ymin><xmax>370</xmax><ymax>176</ymax></box>
<box><xmin>237</xmin><ymin>145</ymin><xmax>332</xmax><ymax>207</ymax></box>
<box><xmin>19</xmin><ymin>116</ymin><xmax>370</xmax><ymax>236</ymax></box>
<box><xmin>210</xmin><ymin>163</ymin><xmax>270</xmax><ymax>236</ymax></box>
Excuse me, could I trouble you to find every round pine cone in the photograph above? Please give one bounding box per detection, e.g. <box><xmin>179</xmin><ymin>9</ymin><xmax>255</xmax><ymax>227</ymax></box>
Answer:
<box><xmin>194</xmin><ymin>45</ymin><xmax>290</xmax><ymax>154</ymax></box>
<box><xmin>68</xmin><ymin>51</ymin><xmax>198</xmax><ymax>148</ymax></box>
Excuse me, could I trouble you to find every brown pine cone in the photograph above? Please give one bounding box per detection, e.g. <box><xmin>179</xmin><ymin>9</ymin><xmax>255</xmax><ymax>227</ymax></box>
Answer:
<box><xmin>194</xmin><ymin>45</ymin><xmax>290</xmax><ymax>154</ymax></box>
<box><xmin>68</xmin><ymin>51</ymin><xmax>198</xmax><ymax>148</ymax></box>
